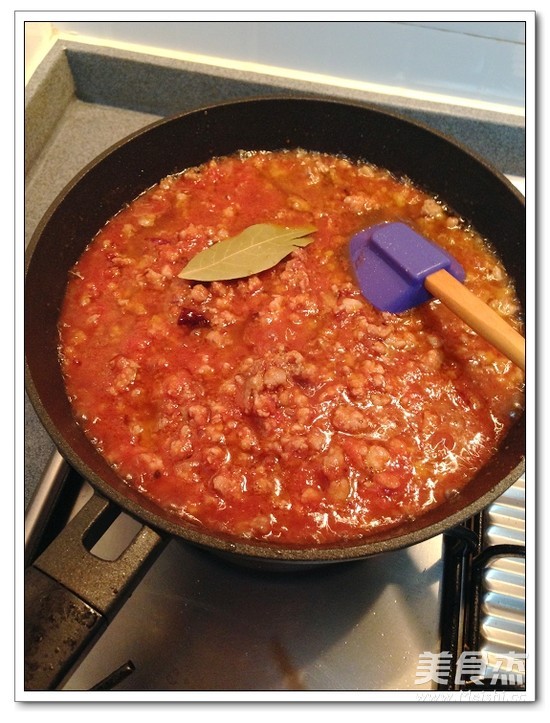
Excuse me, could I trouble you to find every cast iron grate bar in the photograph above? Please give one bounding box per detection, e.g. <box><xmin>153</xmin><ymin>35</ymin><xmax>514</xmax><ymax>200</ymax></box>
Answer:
<box><xmin>89</xmin><ymin>660</ymin><xmax>136</xmax><ymax>691</ymax></box>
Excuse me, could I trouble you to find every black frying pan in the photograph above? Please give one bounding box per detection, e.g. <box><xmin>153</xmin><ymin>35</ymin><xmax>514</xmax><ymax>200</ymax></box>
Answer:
<box><xmin>24</xmin><ymin>97</ymin><xmax>525</xmax><ymax>690</ymax></box>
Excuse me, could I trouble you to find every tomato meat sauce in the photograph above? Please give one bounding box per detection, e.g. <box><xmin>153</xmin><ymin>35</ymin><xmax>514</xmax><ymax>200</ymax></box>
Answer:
<box><xmin>58</xmin><ymin>150</ymin><xmax>524</xmax><ymax>545</ymax></box>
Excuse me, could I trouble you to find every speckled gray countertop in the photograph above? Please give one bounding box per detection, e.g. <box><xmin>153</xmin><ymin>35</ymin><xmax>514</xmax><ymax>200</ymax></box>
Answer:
<box><xmin>24</xmin><ymin>39</ymin><xmax>525</xmax><ymax>507</ymax></box>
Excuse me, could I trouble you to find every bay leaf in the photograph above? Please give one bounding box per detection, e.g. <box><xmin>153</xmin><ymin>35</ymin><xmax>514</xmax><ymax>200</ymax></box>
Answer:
<box><xmin>177</xmin><ymin>224</ymin><xmax>316</xmax><ymax>282</ymax></box>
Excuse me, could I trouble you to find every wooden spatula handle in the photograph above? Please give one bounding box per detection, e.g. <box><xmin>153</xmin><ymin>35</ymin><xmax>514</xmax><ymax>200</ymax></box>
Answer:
<box><xmin>424</xmin><ymin>269</ymin><xmax>525</xmax><ymax>371</ymax></box>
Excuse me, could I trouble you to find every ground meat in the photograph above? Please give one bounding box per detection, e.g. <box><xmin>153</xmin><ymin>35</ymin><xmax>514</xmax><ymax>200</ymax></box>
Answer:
<box><xmin>59</xmin><ymin>149</ymin><xmax>524</xmax><ymax>545</ymax></box>
<box><xmin>332</xmin><ymin>405</ymin><xmax>370</xmax><ymax>434</ymax></box>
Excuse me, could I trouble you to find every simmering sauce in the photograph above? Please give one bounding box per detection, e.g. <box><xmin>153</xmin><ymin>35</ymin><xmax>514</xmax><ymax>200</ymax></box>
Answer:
<box><xmin>58</xmin><ymin>150</ymin><xmax>524</xmax><ymax>545</ymax></box>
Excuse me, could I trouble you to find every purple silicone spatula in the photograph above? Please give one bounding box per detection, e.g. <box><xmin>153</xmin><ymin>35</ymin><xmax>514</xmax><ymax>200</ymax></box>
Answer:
<box><xmin>349</xmin><ymin>222</ymin><xmax>525</xmax><ymax>371</ymax></box>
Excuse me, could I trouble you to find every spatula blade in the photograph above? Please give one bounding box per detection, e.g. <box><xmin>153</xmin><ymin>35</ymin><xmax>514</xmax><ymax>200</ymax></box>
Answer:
<box><xmin>349</xmin><ymin>222</ymin><xmax>465</xmax><ymax>312</ymax></box>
